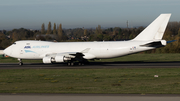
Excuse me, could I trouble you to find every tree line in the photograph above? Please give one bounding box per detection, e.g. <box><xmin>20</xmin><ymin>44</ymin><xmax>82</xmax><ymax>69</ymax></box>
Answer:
<box><xmin>0</xmin><ymin>21</ymin><xmax>180</xmax><ymax>53</ymax></box>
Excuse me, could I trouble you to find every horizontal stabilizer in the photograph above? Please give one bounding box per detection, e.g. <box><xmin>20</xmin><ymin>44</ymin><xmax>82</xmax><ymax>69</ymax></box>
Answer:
<box><xmin>140</xmin><ymin>40</ymin><xmax>166</xmax><ymax>48</ymax></box>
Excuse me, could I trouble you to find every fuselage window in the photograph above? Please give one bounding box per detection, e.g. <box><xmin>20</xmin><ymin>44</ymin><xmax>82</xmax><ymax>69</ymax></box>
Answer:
<box><xmin>26</xmin><ymin>43</ymin><xmax>30</xmax><ymax>45</ymax></box>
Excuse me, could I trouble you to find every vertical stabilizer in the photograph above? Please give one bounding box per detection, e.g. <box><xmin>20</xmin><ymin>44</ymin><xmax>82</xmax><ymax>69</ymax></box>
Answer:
<box><xmin>133</xmin><ymin>14</ymin><xmax>171</xmax><ymax>41</ymax></box>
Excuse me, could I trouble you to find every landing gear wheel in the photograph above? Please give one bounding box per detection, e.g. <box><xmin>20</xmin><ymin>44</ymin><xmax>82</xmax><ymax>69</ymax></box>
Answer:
<box><xmin>19</xmin><ymin>62</ymin><xmax>23</xmax><ymax>66</ymax></box>
<box><xmin>78</xmin><ymin>62</ymin><xmax>84</xmax><ymax>66</ymax></box>
<box><xmin>71</xmin><ymin>62</ymin><xmax>74</xmax><ymax>66</ymax></box>
<box><xmin>68</xmin><ymin>62</ymin><xmax>71</xmax><ymax>66</ymax></box>
<box><xmin>67</xmin><ymin>62</ymin><xmax>74</xmax><ymax>66</ymax></box>
<box><xmin>18</xmin><ymin>59</ymin><xmax>23</xmax><ymax>66</ymax></box>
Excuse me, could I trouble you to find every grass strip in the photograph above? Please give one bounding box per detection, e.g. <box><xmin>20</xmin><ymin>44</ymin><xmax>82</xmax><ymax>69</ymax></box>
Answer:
<box><xmin>0</xmin><ymin>68</ymin><xmax>180</xmax><ymax>94</ymax></box>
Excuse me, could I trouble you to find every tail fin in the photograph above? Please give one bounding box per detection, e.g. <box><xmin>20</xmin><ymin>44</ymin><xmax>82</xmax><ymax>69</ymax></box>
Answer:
<box><xmin>133</xmin><ymin>14</ymin><xmax>171</xmax><ymax>41</ymax></box>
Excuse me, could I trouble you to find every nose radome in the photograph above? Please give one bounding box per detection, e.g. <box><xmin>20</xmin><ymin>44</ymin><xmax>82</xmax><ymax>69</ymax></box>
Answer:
<box><xmin>3</xmin><ymin>47</ymin><xmax>11</xmax><ymax>56</ymax></box>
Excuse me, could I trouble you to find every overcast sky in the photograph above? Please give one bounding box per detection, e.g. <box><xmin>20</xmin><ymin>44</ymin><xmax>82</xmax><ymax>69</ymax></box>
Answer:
<box><xmin>0</xmin><ymin>0</ymin><xmax>179</xmax><ymax>30</ymax></box>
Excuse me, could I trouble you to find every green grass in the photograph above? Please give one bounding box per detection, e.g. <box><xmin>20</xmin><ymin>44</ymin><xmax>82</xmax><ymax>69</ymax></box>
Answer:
<box><xmin>1</xmin><ymin>53</ymin><xmax>180</xmax><ymax>63</ymax></box>
<box><xmin>1</xmin><ymin>53</ymin><xmax>180</xmax><ymax>94</ymax></box>
<box><xmin>93</xmin><ymin>53</ymin><xmax>180</xmax><ymax>63</ymax></box>
<box><xmin>97</xmin><ymin>53</ymin><xmax>180</xmax><ymax>62</ymax></box>
<box><xmin>0</xmin><ymin>57</ymin><xmax>42</xmax><ymax>63</ymax></box>
<box><xmin>0</xmin><ymin>68</ymin><xmax>180</xmax><ymax>94</ymax></box>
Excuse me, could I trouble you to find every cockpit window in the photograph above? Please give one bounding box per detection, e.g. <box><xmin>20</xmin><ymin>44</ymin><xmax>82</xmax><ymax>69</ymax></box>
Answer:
<box><xmin>13</xmin><ymin>43</ymin><xmax>16</xmax><ymax>45</ymax></box>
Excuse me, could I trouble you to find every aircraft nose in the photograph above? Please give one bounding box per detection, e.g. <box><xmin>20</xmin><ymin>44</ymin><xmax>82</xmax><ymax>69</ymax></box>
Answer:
<box><xmin>3</xmin><ymin>47</ymin><xmax>11</xmax><ymax>56</ymax></box>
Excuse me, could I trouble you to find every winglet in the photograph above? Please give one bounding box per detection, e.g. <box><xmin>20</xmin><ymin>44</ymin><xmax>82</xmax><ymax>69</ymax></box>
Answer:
<box><xmin>133</xmin><ymin>14</ymin><xmax>171</xmax><ymax>41</ymax></box>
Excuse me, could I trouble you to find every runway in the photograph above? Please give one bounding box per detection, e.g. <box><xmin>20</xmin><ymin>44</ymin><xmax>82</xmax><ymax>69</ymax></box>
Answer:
<box><xmin>0</xmin><ymin>61</ymin><xmax>180</xmax><ymax>69</ymax></box>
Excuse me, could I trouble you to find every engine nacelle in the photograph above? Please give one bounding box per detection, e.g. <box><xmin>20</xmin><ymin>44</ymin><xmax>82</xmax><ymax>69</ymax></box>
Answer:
<box><xmin>43</xmin><ymin>57</ymin><xmax>52</xmax><ymax>63</ymax></box>
<box><xmin>55</xmin><ymin>55</ymin><xmax>65</xmax><ymax>62</ymax></box>
<box><xmin>43</xmin><ymin>55</ymin><xmax>66</xmax><ymax>64</ymax></box>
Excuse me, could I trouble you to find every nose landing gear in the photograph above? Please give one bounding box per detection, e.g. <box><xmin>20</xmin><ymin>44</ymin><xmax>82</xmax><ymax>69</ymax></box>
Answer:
<box><xmin>18</xmin><ymin>59</ymin><xmax>23</xmax><ymax>66</ymax></box>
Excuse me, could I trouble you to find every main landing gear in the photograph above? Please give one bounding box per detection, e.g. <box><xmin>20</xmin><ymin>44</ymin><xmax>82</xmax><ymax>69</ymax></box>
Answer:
<box><xmin>67</xmin><ymin>62</ymin><xmax>74</xmax><ymax>66</ymax></box>
<box><xmin>18</xmin><ymin>59</ymin><xmax>23</xmax><ymax>66</ymax></box>
<box><xmin>67</xmin><ymin>60</ymin><xmax>88</xmax><ymax>66</ymax></box>
<box><xmin>67</xmin><ymin>62</ymin><xmax>84</xmax><ymax>66</ymax></box>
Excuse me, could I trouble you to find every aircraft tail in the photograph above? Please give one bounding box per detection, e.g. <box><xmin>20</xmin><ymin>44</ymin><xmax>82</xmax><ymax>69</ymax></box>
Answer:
<box><xmin>133</xmin><ymin>14</ymin><xmax>171</xmax><ymax>41</ymax></box>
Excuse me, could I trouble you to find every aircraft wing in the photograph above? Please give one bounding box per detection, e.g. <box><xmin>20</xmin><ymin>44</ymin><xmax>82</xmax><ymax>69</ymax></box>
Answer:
<box><xmin>42</xmin><ymin>48</ymin><xmax>95</xmax><ymax>63</ymax></box>
<box><xmin>56</xmin><ymin>48</ymin><xmax>91</xmax><ymax>58</ymax></box>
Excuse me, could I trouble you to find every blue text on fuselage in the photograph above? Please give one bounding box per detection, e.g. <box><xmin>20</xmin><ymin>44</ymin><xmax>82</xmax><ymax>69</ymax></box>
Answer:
<box><xmin>24</xmin><ymin>46</ymin><xmax>31</xmax><ymax>49</ymax></box>
<box><xmin>32</xmin><ymin>45</ymin><xmax>49</xmax><ymax>48</ymax></box>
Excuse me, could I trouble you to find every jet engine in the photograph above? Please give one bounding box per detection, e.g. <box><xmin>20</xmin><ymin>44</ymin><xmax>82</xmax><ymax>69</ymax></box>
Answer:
<box><xmin>43</xmin><ymin>57</ymin><xmax>52</xmax><ymax>63</ymax></box>
<box><xmin>43</xmin><ymin>55</ymin><xmax>66</xmax><ymax>63</ymax></box>
<box><xmin>54</xmin><ymin>55</ymin><xmax>65</xmax><ymax>62</ymax></box>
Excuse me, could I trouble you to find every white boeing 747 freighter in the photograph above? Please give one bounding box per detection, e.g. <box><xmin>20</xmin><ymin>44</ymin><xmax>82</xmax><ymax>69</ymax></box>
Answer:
<box><xmin>3</xmin><ymin>14</ymin><xmax>171</xmax><ymax>65</ymax></box>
